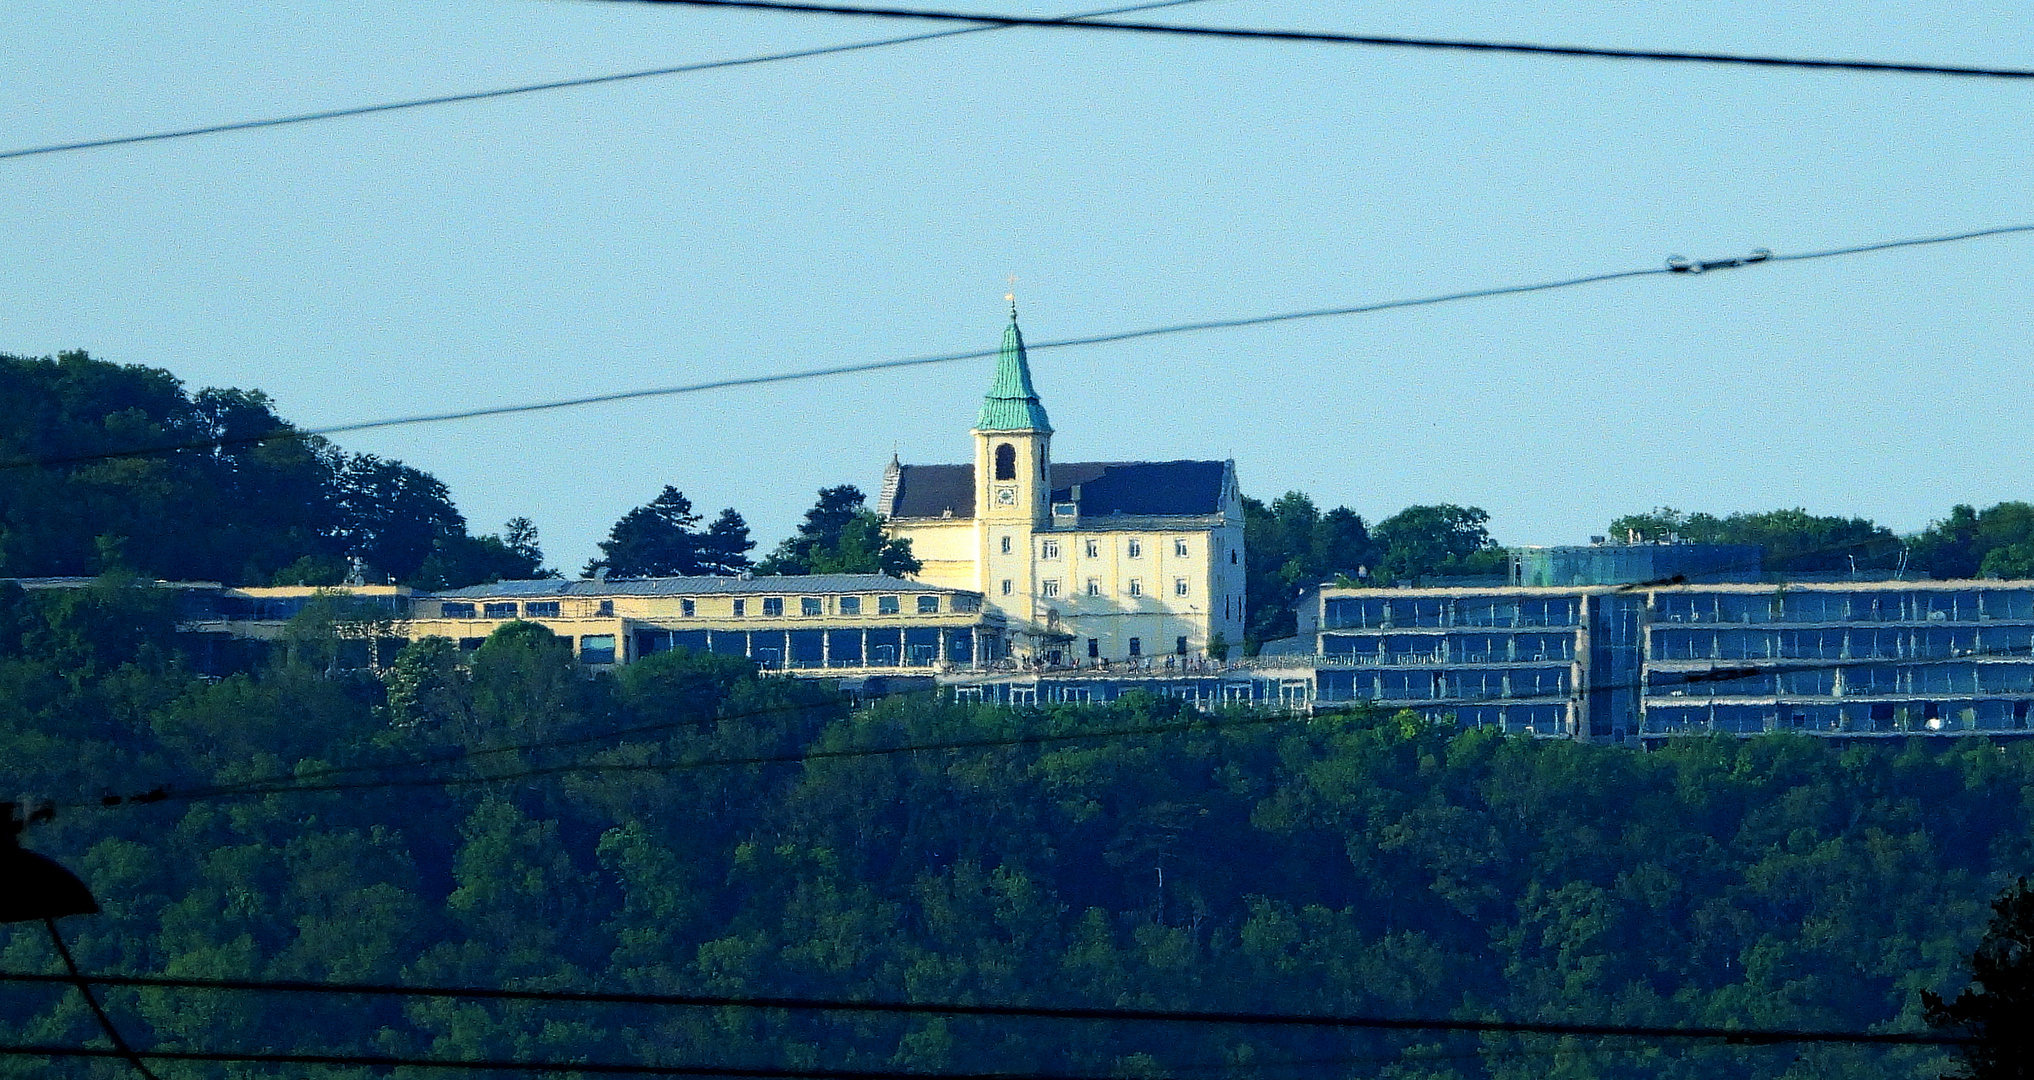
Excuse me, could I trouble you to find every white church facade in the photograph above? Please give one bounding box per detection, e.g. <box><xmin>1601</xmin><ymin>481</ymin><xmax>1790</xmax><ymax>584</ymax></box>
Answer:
<box><xmin>880</xmin><ymin>311</ymin><xmax>1246</xmax><ymax>665</ymax></box>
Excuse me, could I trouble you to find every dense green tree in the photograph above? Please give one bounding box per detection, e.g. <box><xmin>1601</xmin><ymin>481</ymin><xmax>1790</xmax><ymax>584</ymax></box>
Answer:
<box><xmin>1241</xmin><ymin>492</ymin><xmax>1376</xmax><ymax>647</ymax></box>
<box><xmin>698</xmin><ymin>507</ymin><xmax>757</xmax><ymax>576</ymax></box>
<box><xmin>587</xmin><ymin>487</ymin><xmax>751</xmax><ymax>578</ymax></box>
<box><xmin>466</xmin><ymin>620</ymin><xmax>591</xmax><ymax>740</ymax></box>
<box><xmin>0</xmin><ymin>350</ymin><xmax>335</xmax><ymax>582</ymax></box>
<box><xmin>385</xmin><ymin>635</ymin><xmax>469</xmax><ymax>729</ymax></box>
<box><xmin>1910</xmin><ymin>503</ymin><xmax>2034</xmax><ymax>581</ymax></box>
<box><xmin>415</xmin><ymin>517</ymin><xmax>552</xmax><ymax>589</ymax></box>
<box><xmin>1608</xmin><ymin>506</ymin><xmax>1902</xmax><ymax>575</ymax></box>
<box><xmin>1373</xmin><ymin>503</ymin><xmax>1507</xmax><ymax>583</ymax></box>
<box><xmin>762</xmin><ymin>486</ymin><xmax>918</xmax><ymax>576</ymax></box>
<box><xmin>0</xmin><ymin>350</ymin><xmax>521</xmax><ymax>588</ymax></box>
<box><xmin>1927</xmin><ymin>878</ymin><xmax>2034</xmax><ymax>1079</ymax></box>
<box><xmin>331</xmin><ymin>452</ymin><xmax>467</xmax><ymax>583</ymax></box>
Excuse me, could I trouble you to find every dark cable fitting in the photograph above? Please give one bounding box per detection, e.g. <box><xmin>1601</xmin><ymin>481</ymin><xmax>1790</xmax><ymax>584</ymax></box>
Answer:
<box><xmin>1668</xmin><ymin>248</ymin><xmax>1772</xmax><ymax>273</ymax></box>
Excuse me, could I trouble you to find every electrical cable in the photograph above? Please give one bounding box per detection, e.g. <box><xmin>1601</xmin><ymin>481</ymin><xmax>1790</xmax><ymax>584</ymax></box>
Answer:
<box><xmin>0</xmin><ymin>0</ymin><xmax>1214</xmax><ymax>163</ymax></box>
<box><xmin>606</xmin><ymin>0</ymin><xmax>2034</xmax><ymax>79</ymax></box>
<box><xmin>40</xmin><ymin>920</ymin><xmax>161</xmax><ymax>1080</ymax></box>
<box><xmin>0</xmin><ymin>1032</ymin><xmax>1919</xmax><ymax>1080</ymax></box>
<box><xmin>0</xmin><ymin>970</ymin><xmax>1968</xmax><ymax>1047</ymax></box>
<box><xmin>0</xmin><ymin>1044</ymin><xmax>1128</xmax><ymax>1078</ymax></box>
<box><xmin>7</xmin><ymin>222</ymin><xmax>2033</xmax><ymax>474</ymax></box>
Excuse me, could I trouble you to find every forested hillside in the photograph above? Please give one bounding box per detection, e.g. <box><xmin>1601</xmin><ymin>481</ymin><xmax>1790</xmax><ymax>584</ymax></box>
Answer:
<box><xmin>0</xmin><ymin>350</ymin><xmax>543</xmax><ymax>588</ymax></box>
<box><xmin>0</xmin><ymin>580</ymin><xmax>2022</xmax><ymax>1078</ymax></box>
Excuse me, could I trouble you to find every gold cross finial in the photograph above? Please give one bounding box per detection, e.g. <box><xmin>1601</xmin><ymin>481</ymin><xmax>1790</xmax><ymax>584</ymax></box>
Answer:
<box><xmin>1006</xmin><ymin>274</ymin><xmax>1018</xmax><ymax>320</ymax></box>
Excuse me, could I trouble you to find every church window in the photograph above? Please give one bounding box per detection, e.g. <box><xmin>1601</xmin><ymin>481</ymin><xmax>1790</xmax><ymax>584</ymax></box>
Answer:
<box><xmin>994</xmin><ymin>443</ymin><xmax>1016</xmax><ymax>480</ymax></box>
<box><xmin>839</xmin><ymin>596</ymin><xmax>861</xmax><ymax>615</ymax></box>
<box><xmin>1127</xmin><ymin>538</ymin><xmax>1143</xmax><ymax>558</ymax></box>
<box><xmin>1001</xmin><ymin>579</ymin><xmax>1014</xmax><ymax>596</ymax></box>
<box><xmin>801</xmin><ymin>597</ymin><xmax>823</xmax><ymax>616</ymax></box>
<box><xmin>879</xmin><ymin>595</ymin><xmax>901</xmax><ymax>614</ymax></box>
<box><xmin>1176</xmin><ymin>578</ymin><xmax>1190</xmax><ymax>597</ymax></box>
<box><xmin>1174</xmin><ymin>538</ymin><xmax>1189</xmax><ymax>557</ymax></box>
<box><xmin>918</xmin><ymin>595</ymin><xmax>940</xmax><ymax>613</ymax></box>
<box><xmin>1042</xmin><ymin>540</ymin><xmax>1060</xmax><ymax>559</ymax></box>
<box><xmin>1085</xmin><ymin>539</ymin><xmax>1099</xmax><ymax>558</ymax></box>
<box><xmin>1042</xmin><ymin>579</ymin><xmax>1060</xmax><ymax>598</ymax></box>
<box><xmin>1128</xmin><ymin>579</ymin><xmax>1144</xmax><ymax>597</ymax></box>
<box><xmin>1086</xmin><ymin>578</ymin><xmax>1101</xmax><ymax>596</ymax></box>
<box><xmin>1001</xmin><ymin>535</ymin><xmax>1013</xmax><ymax>555</ymax></box>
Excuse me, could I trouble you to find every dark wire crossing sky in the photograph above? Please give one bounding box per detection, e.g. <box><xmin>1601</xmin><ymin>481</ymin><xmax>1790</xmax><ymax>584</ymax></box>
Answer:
<box><xmin>3</xmin><ymin>0</ymin><xmax>2031</xmax><ymax>570</ymax></box>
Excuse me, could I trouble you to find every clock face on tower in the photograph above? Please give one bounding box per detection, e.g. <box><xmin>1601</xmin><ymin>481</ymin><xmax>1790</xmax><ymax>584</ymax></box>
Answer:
<box><xmin>994</xmin><ymin>485</ymin><xmax>1017</xmax><ymax>506</ymax></box>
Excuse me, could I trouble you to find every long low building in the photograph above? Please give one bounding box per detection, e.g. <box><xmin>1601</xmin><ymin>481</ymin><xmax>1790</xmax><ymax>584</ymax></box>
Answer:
<box><xmin>157</xmin><ymin>574</ymin><xmax>1004</xmax><ymax>674</ymax></box>
<box><xmin>417</xmin><ymin>575</ymin><xmax>1002</xmax><ymax>672</ymax></box>
<box><xmin>1309</xmin><ymin>578</ymin><xmax>2034</xmax><ymax>741</ymax></box>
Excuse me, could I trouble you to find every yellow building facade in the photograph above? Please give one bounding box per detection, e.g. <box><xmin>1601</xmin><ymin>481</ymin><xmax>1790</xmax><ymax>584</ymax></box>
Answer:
<box><xmin>880</xmin><ymin>314</ymin><xmax>1245</xmax><ymax>665</ymax></box>
<box><xmin>175</xmin><ymin>575</ymin><xmax>1002</xmax><ymax>674</ymax></box>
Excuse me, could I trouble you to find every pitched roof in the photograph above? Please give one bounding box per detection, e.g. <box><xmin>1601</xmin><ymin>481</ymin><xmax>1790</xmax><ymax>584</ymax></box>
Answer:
<box><xmin>974</xmin><ymin>318</ymin><xmax>1052</xmax><ymax>432</ymax></box>
<box><xmin>883</xmin><ymin>460</ymin><xmax>1231</xmax><ymax>520</ymax></box>
<box><xmin>435</xmin><ymin>574</ymin><xmax>975</xmax><ymax>599</ymax></box>
<box><xmin>1048</xmin><ymin>460</ymin><xmax>1230</xmax><ymax>517</ymax></box>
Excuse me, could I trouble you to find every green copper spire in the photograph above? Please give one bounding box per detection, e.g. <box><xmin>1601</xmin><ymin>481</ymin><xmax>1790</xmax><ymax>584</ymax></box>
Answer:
<box><xmin>975</xmin><ymin>310</ymin><xmax>1053</xmax><ymax>432</ymax></box>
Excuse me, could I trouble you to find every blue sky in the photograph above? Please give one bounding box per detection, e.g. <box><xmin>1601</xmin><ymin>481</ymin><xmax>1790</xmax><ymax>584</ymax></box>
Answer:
<box><xmin>3</xmin><ymin>0</ymin><xmax>2030</xmax><ymax>572</ymax></box>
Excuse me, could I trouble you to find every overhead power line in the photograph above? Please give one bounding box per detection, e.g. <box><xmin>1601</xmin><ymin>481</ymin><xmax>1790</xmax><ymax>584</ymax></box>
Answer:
<box><xmin>0</xmin><ymin>971</ymin><xmax>1967</xmax><ymax>1047</ymax></box>
<box><xmin>614</xmin><ymin>0</ymin><xmax>2034</xmax><ymax>79</ymax></box>
<box><xmin>0</xmin><ymin>1044</ymin><xmax>1123</xmax><ymax>1078</ymax></box>
<box><xmin>0</xmin><ymin>0</ymin><xmax>1210</xmax><ymax>162</ymax></box>
<box><xmin>6</xmin><ymin>222</ymin><xmax>2032</xmax><ymax>475</ymax></box>
<box><xmin>6</xmin><ymin>2</ymin><xmax>2019</xmax><ymax>164</ymax></box>
<box><xmin>37</xmin><ymin>924</ymin><xmax>160</xmax><ymax>1080</ymax></box>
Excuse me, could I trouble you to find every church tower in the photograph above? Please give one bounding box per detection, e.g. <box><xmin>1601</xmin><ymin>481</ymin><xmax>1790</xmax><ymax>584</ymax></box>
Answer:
<box><xmin>973</xmin><ymin>305</ymin><xmax>1052</xmax><ymax>637</ymax></box>
<box><xmin>973</xmin><ymin>307</ymin><xmax>1052</xmax><ymax>526</ymax></box>
<box><xmin>881</xmin><ymin>303</ymin><xmax>1245</xmax><ymax>666</ymax></box>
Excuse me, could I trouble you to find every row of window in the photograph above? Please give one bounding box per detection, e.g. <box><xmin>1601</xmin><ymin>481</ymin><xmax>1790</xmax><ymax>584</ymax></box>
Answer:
<box><xmin>1655</xmin><ymin>590</ymin><xmax>2034</xmax><ymax>625</ymax></box>
<box><xmin>1324</xmin><ymin>596</ymin><xmax>1582</xmax><ymax>631</ymax></box>
<box><xmin>1082</xmin><ymin>636</ymin><xmax>1190</xmax><ymax>658</ymax></box>
<box><xmin>1001</xmin><ymin>577</ymin><xmax>1192</xmax><ymax>598</ymax></box>
<box><xmin>443</xmin><ymin>601</ymin><xmax>567</xmax><ymax>620</ymax></box>
<box><xmin>439</xmin><ymin>595</ymin><xmax>966</xmax><ymax>620</ymax></box>
<box><xmin>1007</xmin><ymin>536</ymin><xmax>1232</xmax><ymax>562</ymax></box>
<box><xmin>453</xmin><ymin>633</ymin><xmax>616</xmax><ymax>662</ymax></box>
<box><xmin>1643</xmin><ymin>700</ymin><xmax>2034</xmax><ymax>735</ymax></box>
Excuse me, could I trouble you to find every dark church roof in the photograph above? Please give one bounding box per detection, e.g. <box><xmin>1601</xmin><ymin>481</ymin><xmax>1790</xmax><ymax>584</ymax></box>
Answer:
<box><xmin>883</xmin><ymin>460</ymin><xmax>1230</xmax><ymax>520</ymax></box>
